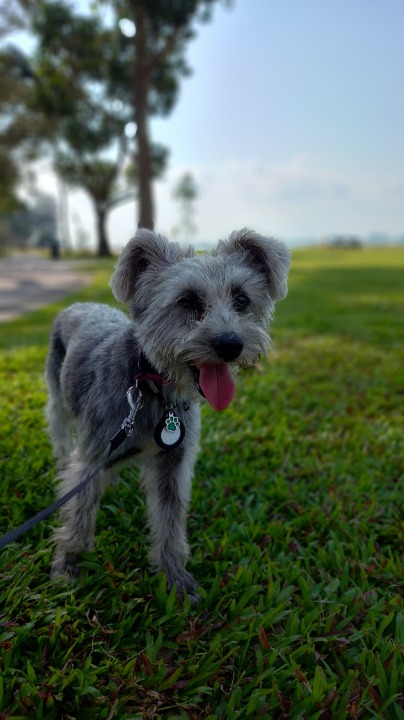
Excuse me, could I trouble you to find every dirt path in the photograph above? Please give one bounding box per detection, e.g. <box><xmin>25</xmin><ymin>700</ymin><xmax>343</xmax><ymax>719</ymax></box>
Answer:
<box><xmin>0</xmin><ymin>255</ymin><xmax>91</xmax><ymax>322</ymax></box>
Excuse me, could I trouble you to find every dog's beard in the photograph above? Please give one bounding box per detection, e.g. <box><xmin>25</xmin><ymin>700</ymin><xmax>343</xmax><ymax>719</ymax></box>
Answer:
<box><xmin>140</xmin><ymin>324</ymin><xmax>271</xmax><ymax>411</ymax></box>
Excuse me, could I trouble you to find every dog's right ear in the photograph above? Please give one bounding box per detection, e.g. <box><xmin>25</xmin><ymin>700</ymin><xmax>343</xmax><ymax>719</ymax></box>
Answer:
<box><xmin>218</xmin><ymin>229</ymin><xmax>291</xmax><ymax>301</ymax></box>
<box><xmin>110</xmin><ymin>229</ymin><xmax>194</xmax><ymax>303</ymax></box>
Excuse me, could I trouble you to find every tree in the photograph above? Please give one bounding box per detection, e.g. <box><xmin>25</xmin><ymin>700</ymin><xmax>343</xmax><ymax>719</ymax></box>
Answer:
<box><xmin>0</xmin><ymin>40</ymin><xmax>38</xmax><ymax>229</ymax></box>
<box><xmin>55</xmin><ymin>155</ymin><xmax>124</xmax><ymax>258</ymax></box>
<box><xmin>0</xmin><ymin>151</ymin><xmax>22</xmax><ymax>213</ymax></box>
<box><xmin>172</xmin><ymin>172</ymin><xmax>199</xmax><ymax>244</ymax></box>
<box><xmin>0</xmin><ymin>0</ymin><xmax>31</xmax><ymax>40</ymax></box>
<box><xmin>0</xmin><ymin>44</ymin><xmax>37</xmax><ymax>207</ymax></box>
<box><xmin>0</xmin><ymin>3</ymin><xmax>133</xmax><ymax>256</ymax></box>
<box><xmin>0</xmin><ymin>0</ymin><xmax>228</xmax><ymax>253</ymax></box>
<box><xmin>110</xmin><ymin>0</ymin><xmax>226</xmax><ymax>230</ymax></box>
<box><xmin>0</xmin><ymin>149</ymin><xmax>25</xmax><ymax>252</ymax></box>
<box><xmin>4</xmin><ymin>1</ymin><xmax>177</xmax><ymax>254</ymax></box>
<box><xmin>33</xmin><ymin>3</ymin><xmax>133</xmax><ymax>255</ymax></box>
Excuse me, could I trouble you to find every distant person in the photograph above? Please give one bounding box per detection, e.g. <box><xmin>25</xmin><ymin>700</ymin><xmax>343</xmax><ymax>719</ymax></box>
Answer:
<box><xmin>50</xmin><ymin>239</ymin><xmax>60</xmax><ymax>260</ymax></box>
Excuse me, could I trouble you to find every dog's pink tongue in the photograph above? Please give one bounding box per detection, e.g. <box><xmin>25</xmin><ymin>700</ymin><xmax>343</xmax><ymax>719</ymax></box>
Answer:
<box><xmin>199</xmin><ymin>365</ymin><xmax>235</xmax><ymax>411</ymax></box>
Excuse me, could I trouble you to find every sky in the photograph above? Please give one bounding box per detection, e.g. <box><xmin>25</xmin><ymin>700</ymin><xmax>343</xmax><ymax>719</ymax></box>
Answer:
<box><xmin>16</xmin><ymin>0</ymin><xmax>404</xmax><ymax>249</ymax></box>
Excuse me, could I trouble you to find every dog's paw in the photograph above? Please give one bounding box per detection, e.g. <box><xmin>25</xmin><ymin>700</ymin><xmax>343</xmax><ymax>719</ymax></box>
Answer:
<box><xmin>168</xmin><ymin>569</ymin><xmax>200</xmax><ymax>604</ymax></box>
<box><xmin>50</xmin><ymin>552</ymin><xmax>80</xmax><ymax>581</ymax></box>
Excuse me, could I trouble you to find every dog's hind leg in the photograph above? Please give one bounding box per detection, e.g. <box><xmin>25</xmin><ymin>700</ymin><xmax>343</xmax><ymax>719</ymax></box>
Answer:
<box><xmin>141</xmin><ymin>448</ymin><xmax>199</xmax><ymax>600</ymax></box>
<box><xmin>45</xmin><ymin>327</ymin><xmax>74</xmax><ymax>463</ymax></box>
<box><xmin>50</xmin><ymin>451</ymin><xmax>108</xmax><ymax>580</ymax></box>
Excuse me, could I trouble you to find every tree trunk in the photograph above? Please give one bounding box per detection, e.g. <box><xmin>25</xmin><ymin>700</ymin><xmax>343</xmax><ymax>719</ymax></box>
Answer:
<box><xmin>57</xmin><ymin>177</ymin><xmax>71</xmax><ymax>251</ymax></box>
<box><xmin>95</xmin><ymin>203</ymin><xmax>111</xmax><ymax>257</ymax></box>
<box><xmin>134</xmin><ymin>6</ymin><xmax>154</xmax><ymax>230</ymax></box>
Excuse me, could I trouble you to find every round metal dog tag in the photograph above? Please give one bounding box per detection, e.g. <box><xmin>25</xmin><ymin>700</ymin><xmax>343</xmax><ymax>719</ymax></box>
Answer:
<box><xmin>154</xmin><ymin>410</ymin><xmax>185</xmax><ymax>450</ymax></box>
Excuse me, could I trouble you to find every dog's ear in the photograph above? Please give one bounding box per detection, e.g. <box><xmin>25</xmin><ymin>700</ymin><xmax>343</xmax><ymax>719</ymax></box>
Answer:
<box><xmin>218</xmin><ymin>229</ymin><xmax>291</xmax><ymax>300</ymax></box>
<box><xmin>110</xmin><ymin>229</ymin><xmax>195</xmax><ymax>303</ymax></box>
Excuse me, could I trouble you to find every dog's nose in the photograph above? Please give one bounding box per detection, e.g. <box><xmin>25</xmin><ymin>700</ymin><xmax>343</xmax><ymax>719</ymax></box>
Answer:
<box><xmin>213</xmin><ymin>333</ymin><xmax>244</xmax><ymax>361</ymax></box>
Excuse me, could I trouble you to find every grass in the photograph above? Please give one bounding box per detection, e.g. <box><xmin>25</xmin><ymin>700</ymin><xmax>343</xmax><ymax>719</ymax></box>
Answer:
<box><xmin>0</xmin><ymin>246</ymin><xmax>403</xmax><ymax>719</ymax></box>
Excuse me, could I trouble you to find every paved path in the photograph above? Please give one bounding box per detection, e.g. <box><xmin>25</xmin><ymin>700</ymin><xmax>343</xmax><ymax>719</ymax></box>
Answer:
<box><xmin>0</xmin><ymin>255</ymin><xmax>91</xmax><ymax>322</ymax></box>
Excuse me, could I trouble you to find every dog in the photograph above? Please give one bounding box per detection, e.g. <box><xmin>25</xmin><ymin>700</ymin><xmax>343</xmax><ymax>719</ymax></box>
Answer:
<box><xmin>45</xmin><ymin>228</ymin><xmax>290</xmax><ymax>599</ymax></box>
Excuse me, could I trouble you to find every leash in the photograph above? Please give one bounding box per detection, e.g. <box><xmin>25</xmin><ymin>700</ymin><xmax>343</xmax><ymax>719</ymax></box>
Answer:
<box><xmin>0</xmin><ymin>356</ymin><xmax>186</xmax><ymax>552</ymax></box>
<box><xmin>0</xmin><ymin>469</ymin><xmax>98</xmax><ymax>550</ymax></box>
<box><xmin>0</xmin><ymin>386</ymin><xmax>141</xmax><ymax>552</ymax></box>
<box><xmin>0</xmin><ymin>386</ymin><xmax>142</xmax><ymax>551</ymax></box>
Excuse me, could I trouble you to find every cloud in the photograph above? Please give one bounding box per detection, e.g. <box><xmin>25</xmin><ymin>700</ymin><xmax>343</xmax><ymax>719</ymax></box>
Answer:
<box><xmin>27</xmin><ymin>155</ymin><xmax>404</xmax><ymax>249</ymax></box>
<box><xmin>152</xmin><ymin>155</ymin><xmax>404</xmax><ymax>242</ymax></box>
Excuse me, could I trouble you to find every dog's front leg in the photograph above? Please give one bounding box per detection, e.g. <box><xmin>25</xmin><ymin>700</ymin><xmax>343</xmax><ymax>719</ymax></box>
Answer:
<box><xmin>141</xmin><ymin>447</ymin><xmax>199</xmax><ymax>600</ymax></box>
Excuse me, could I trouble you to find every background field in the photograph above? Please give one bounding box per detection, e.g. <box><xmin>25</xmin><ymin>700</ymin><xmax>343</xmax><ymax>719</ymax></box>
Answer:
<box><xmin>0</xmin><ymin>247</ymin><xmax>403</xmax><ymax>719</ymax></box>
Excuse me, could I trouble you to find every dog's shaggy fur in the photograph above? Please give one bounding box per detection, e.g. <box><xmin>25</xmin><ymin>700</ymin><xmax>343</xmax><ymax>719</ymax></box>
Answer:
<box><xmin>46</xmin><ymin>228</ymin><xmax>290</xmax><ymax>598</ymax></box>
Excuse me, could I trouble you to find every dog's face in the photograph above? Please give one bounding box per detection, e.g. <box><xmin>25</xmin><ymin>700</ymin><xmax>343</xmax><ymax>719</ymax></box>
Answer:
<box><xmin>110</xmin><ymin>229</ymin><xmax>290</xmax><ymax>410</ymax></box>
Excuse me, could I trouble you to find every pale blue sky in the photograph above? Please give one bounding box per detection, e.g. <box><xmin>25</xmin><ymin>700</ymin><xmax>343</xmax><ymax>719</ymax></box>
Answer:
<box><xmin>19</xmin><ymin>0</ymin><xmax>404</xmax><ymax>247</ymax></box>
<box><xmin>154</xmin><ymin>0</ymin><xmax>404</xmax><ymax>174</ymax></box>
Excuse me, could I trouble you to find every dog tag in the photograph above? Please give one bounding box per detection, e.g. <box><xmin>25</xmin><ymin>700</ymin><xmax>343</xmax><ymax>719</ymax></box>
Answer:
<box><xmin>154</xmin><ymin>410</ymin><xmax>185</xmax><ymax>450</ymax></box>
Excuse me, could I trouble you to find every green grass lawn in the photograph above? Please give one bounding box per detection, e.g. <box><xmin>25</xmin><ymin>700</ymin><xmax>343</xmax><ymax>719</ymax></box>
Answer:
<box><xmin>0</xmin><ymin>247</ymin><xmax>403</xmax><ymax>719</ymax></box>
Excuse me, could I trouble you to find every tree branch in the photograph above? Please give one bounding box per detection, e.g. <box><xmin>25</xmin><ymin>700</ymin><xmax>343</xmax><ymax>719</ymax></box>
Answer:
<box><xmin>107</xmin><ymin>190</ymin><xmax>135</xmax><ymax>210</ymax></box>
<box><xmin>148</xmin><ymin>25</ymin><xmax>187</xmax><ymax>72</ymax></box>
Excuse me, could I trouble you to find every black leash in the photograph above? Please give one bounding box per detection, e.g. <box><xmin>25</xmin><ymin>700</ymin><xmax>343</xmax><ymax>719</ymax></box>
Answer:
<box><xmin>0</xmin><ymin>470</ymin><xmax>97</xmax><ymax>551</ymax></box>
<box><xmin>0</xmin><ymin>408</ymin><xmax>136</xmax><ymax>551</ymax></box>
<box><xmin>0</xmin><ymin>370</ymin><xmax>147</xmax><ymax>551</ymax></box>
<box><xmin>0</xmin><ymin>354</ymin><xmax>187</xmax><ymax>552</ymax></box>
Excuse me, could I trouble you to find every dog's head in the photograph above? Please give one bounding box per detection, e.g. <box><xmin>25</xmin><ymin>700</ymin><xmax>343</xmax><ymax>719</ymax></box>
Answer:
<box><xmin>110</xmin><ymin>229</ymin><xmax>290</xmax><ymax>410</ymax></box>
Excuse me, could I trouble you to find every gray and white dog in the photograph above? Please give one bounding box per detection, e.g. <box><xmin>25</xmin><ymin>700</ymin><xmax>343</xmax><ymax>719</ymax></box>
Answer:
<box><xmin>46</xmin><ymin>228</ymin><xmax>290</xmax><ymax>598</ymax></box>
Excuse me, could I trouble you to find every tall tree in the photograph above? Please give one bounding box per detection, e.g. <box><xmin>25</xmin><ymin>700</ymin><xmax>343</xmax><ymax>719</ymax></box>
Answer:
<box><xmin>0</xmin><ymin>41</ymin><xmax>40</xmax><ymax>226</ymax></box>
<box><xmin>0</xmin><ymin>3</ymin><xmax>133</xmax><ymax>256</ymax></box>
<box><xmin>34</xmin><ymin>3</ymin><xmax>132</xmax><ymax>255</ymax></box>
<box><xmin>101</xmin><ymin>0</ymin><xmax>227</xmax><ymax>229</ymax></box>
<box><xmin>0</xmin><ymin>152</ymin><xmax>22</xmax><ymax>213</ymax></box>
<box><xmin>1</xmin><ymin>0</ymin><xmax>228</xmax><ymax>252</ymax></box>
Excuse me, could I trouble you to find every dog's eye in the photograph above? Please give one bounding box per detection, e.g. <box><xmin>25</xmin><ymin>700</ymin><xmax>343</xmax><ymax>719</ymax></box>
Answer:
<box><xmin>177</xmin><ymin>291</ymin><xmax>205</xmax><ymax>320</ymax></box>
<box><xmin>234</xmin><ymin>293</ymin><xmax>250</xmax><ymax>311</ymax></box>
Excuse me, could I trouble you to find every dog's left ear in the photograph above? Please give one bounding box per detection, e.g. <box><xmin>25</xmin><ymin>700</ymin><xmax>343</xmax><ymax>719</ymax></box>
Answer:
<box><xmin>110</xmin><ymin>228</ymin><xmax>195</xmax><ymax>303</ymax></box>
<box><xmin>218</xmin><ymin>229</ymin><xmax>291</xmax><ymax>300</ymax></box>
